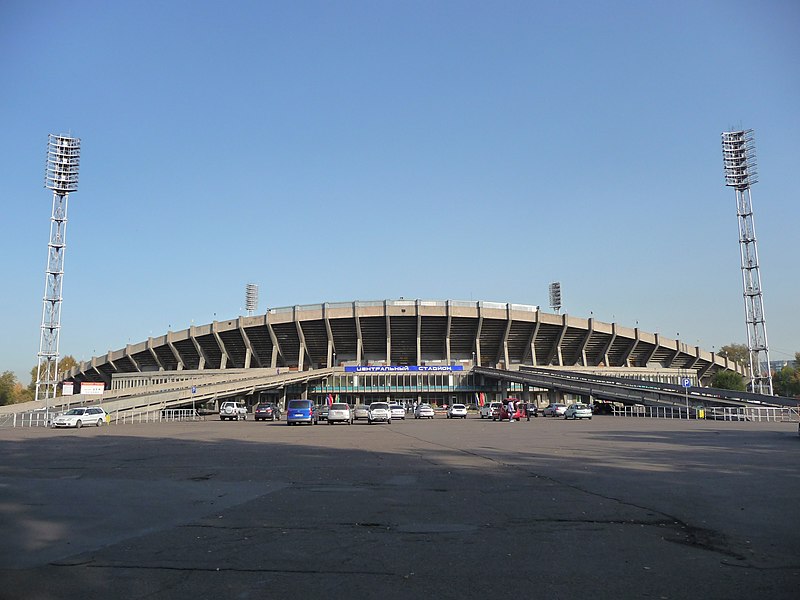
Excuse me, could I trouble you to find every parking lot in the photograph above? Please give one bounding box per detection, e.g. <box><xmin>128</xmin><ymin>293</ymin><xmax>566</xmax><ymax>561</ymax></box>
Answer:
<box><xmin>0</xmin><ymin>414</ymin><xmax>798</xmax><ymax>599</ymax></box>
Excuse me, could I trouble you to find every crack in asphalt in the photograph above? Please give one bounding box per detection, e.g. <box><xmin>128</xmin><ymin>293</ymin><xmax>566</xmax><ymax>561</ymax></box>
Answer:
<box><xmin>386</xmin><ymin>428</ymin><xmax>752</xmax><ymax>562</ymax></box>
<box><xmin>48</xmin><ymin>562</ymin><xmax>395</xmax><ymax>576</ymax></box>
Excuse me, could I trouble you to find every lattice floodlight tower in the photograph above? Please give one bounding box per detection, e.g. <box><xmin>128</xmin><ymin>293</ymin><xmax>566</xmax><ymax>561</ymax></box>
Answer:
<box><xmin>245</xmin><ymin>283</ymin><xmax>259</xmax><ymax>316</ymax></box>
<box><xmin>721</xmin><ymin>129</ymin><xmax>773</xmax><ymax>395</ymax></box>
<box><xmin>549</xmin><ymin>282</ymin><xmax>562</xmax><ymax>314</ymax></box>
<box><xmin>35</xmin><ymin>134</ymin><xmax>80</xmax><ymax>405</ymax></box>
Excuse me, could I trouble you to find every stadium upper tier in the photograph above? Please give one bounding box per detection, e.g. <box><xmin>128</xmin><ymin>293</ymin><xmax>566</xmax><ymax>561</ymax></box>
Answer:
<box><xmin>66</xmin><ymin>299</ymin><xmax>741</xmax><ymax>385</ymax></box>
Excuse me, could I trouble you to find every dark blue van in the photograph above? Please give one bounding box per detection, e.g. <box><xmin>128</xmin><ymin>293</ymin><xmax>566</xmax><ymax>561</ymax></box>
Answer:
<box><xmin>286</xmin><ymin>399</ymin><xmax>318</xmax><ymax>426</ymax></box>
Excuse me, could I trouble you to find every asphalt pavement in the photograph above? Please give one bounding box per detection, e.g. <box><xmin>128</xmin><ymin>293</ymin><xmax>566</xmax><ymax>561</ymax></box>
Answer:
<box><xmin>0</xmin><ymin>413</ymin><xmax>798</xmax><ymax>599</ymax></box>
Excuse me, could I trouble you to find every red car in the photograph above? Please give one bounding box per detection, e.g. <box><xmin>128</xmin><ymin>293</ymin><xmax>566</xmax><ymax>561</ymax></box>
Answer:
<box><xmin>498</xmin><ymin>399</ymin><xmax>523</xmax><ymax>422</ymax></box>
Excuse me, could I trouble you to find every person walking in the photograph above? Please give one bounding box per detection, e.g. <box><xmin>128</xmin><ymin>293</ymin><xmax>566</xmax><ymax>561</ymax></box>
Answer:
<box><xmin>507</xmin><ymin>398</ymin><xmax>516</xmax><ymax>423</ymax></box>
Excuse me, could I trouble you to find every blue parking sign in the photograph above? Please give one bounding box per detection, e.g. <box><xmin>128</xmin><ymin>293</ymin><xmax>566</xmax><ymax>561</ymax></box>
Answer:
<box><xmin>682</xmin><ymin>378</ymin><xmax>692</xmax><ymax>388</ymax></box>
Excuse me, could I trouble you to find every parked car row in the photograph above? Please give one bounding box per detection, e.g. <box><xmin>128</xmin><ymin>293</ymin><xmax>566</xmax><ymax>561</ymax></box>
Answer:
<box><xmin>221</xmin><ymin>400</ymin><xmax>595</xmax><ymax>425</ymax></box>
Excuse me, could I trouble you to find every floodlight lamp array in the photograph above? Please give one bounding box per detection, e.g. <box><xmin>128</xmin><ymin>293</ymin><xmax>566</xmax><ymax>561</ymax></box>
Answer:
<box><xmin>721</xmin><ymin>129</ymin><xmax>757</xmax><ymax>189</ymax></box>
<box><xmin>548</xmin><ymin>282</ymin><xmax>562</xmax><ymax>312</ymax></box>
<box><xmin>44</xmin><ymin>134</ymin><xmax>81</xmax><ymax>192</ymax></box>
<box><xmin>245</xmin><ymin>283</ymin><xmax>259</xmax><ymax>312</ymax></box>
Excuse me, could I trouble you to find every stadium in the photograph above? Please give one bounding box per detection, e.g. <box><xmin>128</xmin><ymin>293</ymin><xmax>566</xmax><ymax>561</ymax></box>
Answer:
<box><xmin>62</xmin><ymin>299</ymin><xmax>745</xmax><ymax>412</ymax></box>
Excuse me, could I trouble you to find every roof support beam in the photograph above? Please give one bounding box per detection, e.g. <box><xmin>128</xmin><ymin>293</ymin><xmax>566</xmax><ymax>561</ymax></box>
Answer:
<box><xmin>545</xmin><ymin>314</ymin><xmax>568</xmax><ymax>366</ymax></box>
<box><xmin>266</xmin><ymin>320</ymin><xmax>282</xmax><ymax>368</ymax></box>
<box><xmin>525</xmin><ymin>320</ymin><xmax>540</xmax><ymax>366</ymax></box>
<box><xmin>474</xmin><ymin>305</ymin><xmax>483</xmax><ymax>367</ymax></box>
<box><xmin>166</xmin><ymin>331</ymin><xmax>184</xmax><ymax>371</ymax></box>
<box><xmin>577</xmin><ymin>318</ymin><xmax>593</xmax><ymax>366</ymax></box>
<box><xmin>496</xmin><ymin>305</ymin><xmax>512</xmax><ymax>367</ymax></box>
<box><xmin>324</xmin><ymin>304</ymin><xmax>336</xmax><ymax>368</ymax></box>
<box><xmin>596</xmin><ymin>324</ymin><xmax>617</xmax><ymax>367</ymax></box>
<box><xmin>416</xmin><ymin>300</ymin><xmax>422</xmax><ymax>365</ymax></box>
<box><xmin>211</xmin><ymin>322</ymin><xmax>230</xmax><ymax>369</ymax></box>
<box><xmin>147</xmin><ymin>338</ymin><xmax>164</xmax><ymax>371</ymax></box>
<box><xmin>643</xmin><ymin>334</ymin><xmax>660</xmax><ymax>366</ymax></box>
<box><xmin>238</xmin><ymin>318</ymin><xmax>262</xmax><ymax>369</ymax></box>
<box><xmin>189</xmin><ymin>326</ymin><xmax>209</xmax><ymax>370</ymax></box>
<box><xmin>124</xmin><ymin>344</ymin><xmax>140</xmax><ymax>372</ymax></box>
<box><xmin>385</xmin><ymin>301</ymin><xmax>391</xmax><ymax>364</ymax></box>
<box><xmin>354</xmin><ymin>305</ymin><xmax>363</xmax><ymax>364</ymax></box>
<box><xmin>445</xmin><ymin>302</ymin><xmax>452</xmax><ymax>364</ymax></box>
<box><xmin>620</xmin><ymin>329</ymin><xmax>639</xmax><ymax>367</ymax></box>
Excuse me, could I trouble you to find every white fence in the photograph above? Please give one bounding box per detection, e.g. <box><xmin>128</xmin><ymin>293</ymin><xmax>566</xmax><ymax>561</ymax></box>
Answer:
<box><xmin>0</xmin><ymin>408</ymin><xmax>204</xmax><ymax>428</ymax></box>
<box><xmin>613</xmin><ymin>405</ymin><xmax>799</xmax><ymax>422</ymax></box>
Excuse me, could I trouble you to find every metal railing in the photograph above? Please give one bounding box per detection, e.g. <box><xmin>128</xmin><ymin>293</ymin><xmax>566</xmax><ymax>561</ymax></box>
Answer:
<box><xmin>613</xmin><ymin>405</ymin><xmax>799</xmax><ymax>422</ymax></box>
<box><xmin>0</xmin><ymin>412</ymin><xmax>52</xmax><ymax>428</ymax></box>
<box><xmin>0</xmin><ymin>408</ymin><xmax>204</xmax><ymax>428</ymax></box>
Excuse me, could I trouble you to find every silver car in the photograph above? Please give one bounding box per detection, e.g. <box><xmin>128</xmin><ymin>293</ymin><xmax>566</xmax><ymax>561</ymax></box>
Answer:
<box><xmin>542</xmin><ymin>403</ymin><xmax>568</xmax><ymax>417</ymax></box>
<box><xmin>368</xmin><ymin>402</ymin><xmax>392</xmax><ymax>424</ymax></box>
<box><xmin>327</xmin><ymin>403</ymin><xmax>353</xmax><ymax>425</ymax></box>
<box><xmin>353</xmin><ymin>404</ymin><xmax>370</xmax><ymax>420</ymax></box>
<box><xmin>414</xmin><ymin>404</ymin><xmax>435</xmax><ymax>419</ymax></box>
<box><xmin>564</xmin><ymin>403</ymin><xmax>592</xmax><ymax>420</ymax></box>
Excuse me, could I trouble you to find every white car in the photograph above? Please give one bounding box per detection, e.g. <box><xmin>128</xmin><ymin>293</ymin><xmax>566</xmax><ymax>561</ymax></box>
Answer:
<box><xmin>414</xmin><ymin>404</ymin><xmax>435</xmax><ymax>419</ymax></box>
<box><xmin>327</xmin><ymin>403</ymin><xmax>353</xmax><ymax>425</ymax></box>
<box><xmin>480</xmin><ymin>402</ymin><xmax>502</xmax><ymax>419</ymax></box>
<box><xmin>389</xmin><ymin>404</ymin><xmax>406</xmax><ymax>420</ymax></box>
<box><xmin>368</xmin><ymin>402</ymin><xmax>392</xmax><ymax>424</ymax></box>
<box><xmin>447</xmin><ymin>404</ymin><xmax>468</xmax><ymax>419</ymax></box>
<box><xmin>52</xmin><ymin>406</ymin><xmax>108</xmax><ymax>428</ymax></box>
<box><xmin>220</xmin><ymin>401</ymin><xmax>247</xmax><ymax>421</ymax></box>
<box><xmin>564</xmin><ymin>403</ymin><xmax>592</xmax><ymax>420</ymax></box>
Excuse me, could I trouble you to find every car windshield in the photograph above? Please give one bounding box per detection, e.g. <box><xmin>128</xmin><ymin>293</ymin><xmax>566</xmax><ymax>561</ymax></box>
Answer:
<box><xmin>452</xmin><ymin>404</ymin><xmax>465</xmax><ymax>409</ymax></box>
<box><xmin>330</xmin><ymin>404</ymin><xmax>348</xmax><ymax>410</ymax></box>
<box><xmin>288</xmin><ymin>400</ymin><xmax>311</xmax><ymax>409</ymax></box>
<box><xmin>64</xmin><ymin>408</ymin><xmax>85</xmax><ymax>415</ymax></box>
<box><xmin>371</xmin><ymin>403</ymin><xmax>389</xmax><ymax>410</ymax></box>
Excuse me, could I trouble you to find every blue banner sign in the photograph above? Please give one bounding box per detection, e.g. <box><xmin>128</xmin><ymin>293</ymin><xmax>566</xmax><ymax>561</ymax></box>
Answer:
<box><xmin>345</xmin><ymin>365</ymin><xmax>464</xmax><ymax>373</ymax></box>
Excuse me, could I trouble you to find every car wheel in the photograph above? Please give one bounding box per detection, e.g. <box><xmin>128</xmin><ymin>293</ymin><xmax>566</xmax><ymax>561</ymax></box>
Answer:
<box><xmin>96</xmin><ymin>418</ymin><xmax>103</xmax><ymax>427</ymax></box>
<box><xmin>76</xmin><ymin>420</ymin><xmax>82</xmax><ymax>428</ymax></box>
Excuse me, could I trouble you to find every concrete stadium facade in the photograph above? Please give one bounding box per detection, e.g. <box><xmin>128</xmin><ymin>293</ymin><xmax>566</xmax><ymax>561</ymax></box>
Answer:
<box><xmin>67</xmin><ymin>300</ymin><xmax>741</xmax><ymax>397</ymax></box>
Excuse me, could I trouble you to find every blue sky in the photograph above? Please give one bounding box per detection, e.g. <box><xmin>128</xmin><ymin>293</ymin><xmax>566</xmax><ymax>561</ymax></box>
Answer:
<box><xmin>2</xmin><ymin>0</ymin><xmax>798</xmax><ymax>382</ymax></box>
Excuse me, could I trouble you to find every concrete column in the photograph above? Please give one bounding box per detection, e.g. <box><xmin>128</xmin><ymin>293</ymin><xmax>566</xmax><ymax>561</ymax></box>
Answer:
<box><xmin>147</xmin><ymin>339</ymin><xmax>164</xmax><ymax>371</ymax></box>
<box><xmin>354</xmin><ymin>305</ymin><xmax>363</xmax><ymax>364</ymax></box>
<box><xmin>445</xmin><ymin>303</ymin><xmax>452</xmax><ymax>364</ymax></box>
<box><xmin>621</xmin><ymin>329</ymin><xmax>639</xmax><ymax>368</ymax></box>
<box><xmin>385</xmin><ymin>303</ymin><xmax>391</xmax><ymax>364</ymax></box>
<box><xmin>267</xmin><ymin>320</ymin><xmax>282</xmax><ymax>368</ymax></box>
<box><xmin>416</xmin><ymin>301</ymin><xmax>422</xmax><ymax>365</ymax></box>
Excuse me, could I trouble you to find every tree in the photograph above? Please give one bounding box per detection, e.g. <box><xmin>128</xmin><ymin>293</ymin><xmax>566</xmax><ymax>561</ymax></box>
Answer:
<box><xmin>710</xmin><ymin>369</ymin><xmax>746</xmax><ymax>391</ymax></box>
<box><xmin>718</xmin><ymin>343</ymin><xmax>749</xmax><ymax>365</ymax></box>
<box><xmin>27</xmin><ymin>355</ymin><xmax>78</xmax><ymax>397</ymax></box>
<box><xmin>773</xmin><ymin>363</ymin><xmax>800</xmax><ymax>398</ymax></box>
<box><xmin>0</xmin><ymin>371</ymin><xmax>17</xmax><ymax>406</ymax></box>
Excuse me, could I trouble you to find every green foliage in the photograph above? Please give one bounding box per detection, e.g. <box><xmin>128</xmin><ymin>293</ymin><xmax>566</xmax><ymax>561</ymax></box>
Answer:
<box><xmin>718</xmin><ymin>343</ymin><xmax>749</xmax><ymax>365</ymax></box>
<box><xmin>0</xmin><ymin>371</ymin><xmax>16</xmax><ymax>406</ymax></box>
<box><xmin>0</xmin><ymin>371</ymin><xmax>31</xmax><ymax>405</ymax></box>
<box><xmin>26</xmin><ymin>355</ymin><xmax>78</xmax><ymax>395</ymax></box>
<box><xmin>710</xmin><ymin>369</ymin><xmax>746</xmax><ymax>391</ymax></box>
<box><xmin>773</xmin><ymin>363</ymin><xmax>800</xmax><ymax>398</ymax></box>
